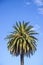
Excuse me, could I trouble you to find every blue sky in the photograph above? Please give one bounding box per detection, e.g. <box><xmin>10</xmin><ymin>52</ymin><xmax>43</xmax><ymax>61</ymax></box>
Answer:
<box><xmin>0</xmin><ymin>0</ymin><xmax>43</xmax><ymax>65</ymax></box>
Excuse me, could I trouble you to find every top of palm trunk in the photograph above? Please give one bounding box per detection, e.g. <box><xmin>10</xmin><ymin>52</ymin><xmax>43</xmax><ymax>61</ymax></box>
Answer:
<box><xmin>6</xmin><ymin>21</ymin><xmax>38</xmax><ymax>57</ymax></box>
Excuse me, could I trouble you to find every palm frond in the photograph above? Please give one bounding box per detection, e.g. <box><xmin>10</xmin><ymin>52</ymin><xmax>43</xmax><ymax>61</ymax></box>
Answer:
<box><xmin>16</xmin><ymin>21</ymin><xmax>19</xmax><ymax>28</ymax></box>
<box><xmin>13</xmin><ymin>25</ymin><xmax>20</xmax><ymax>32</ymax></box>
<box><xmin>25</xmin><ymin>25</ymin><xmax>33</xmax><ymax>32</ymax></box>
<box><xmin>24</xmin><ymin>22</ymin><xmax>29</xmax><ymax>27</ymax></box>
<box><xmin>5</xmin><ymin>34</ymin><xmax>14</xmax><ymax>40</ymax></box>
<box><xmin>29</xmin><ymin>36</ymin><xmax>38</xmax><ymax>41</ymax></box>
<box><xmin>19</xmin><ymin>21</ymin><xmax>21</xmax><ymax>27</ymax></box>
<box><xmin>28</xmin><ymin>30</ymin><xmax>38</xmax><ymax>35</ymax></box>
<box><xmin>7</xmin><ymin>36</ymin><xmax>18</xmax><ymax>50</ymax></box>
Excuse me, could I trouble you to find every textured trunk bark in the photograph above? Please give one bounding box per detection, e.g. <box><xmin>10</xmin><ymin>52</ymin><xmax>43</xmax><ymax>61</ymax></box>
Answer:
<box><xmin>20</xmin><ymin>54</ymin><xmax>24</xmax><ymax>65</ymax></box>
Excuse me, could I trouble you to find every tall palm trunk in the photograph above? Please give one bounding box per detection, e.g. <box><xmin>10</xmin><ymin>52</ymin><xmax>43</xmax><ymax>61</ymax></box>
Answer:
<box><xmin>20</xmin><ymin>54</ymin><xmax>24</xmax><ymax>65</ymax></box>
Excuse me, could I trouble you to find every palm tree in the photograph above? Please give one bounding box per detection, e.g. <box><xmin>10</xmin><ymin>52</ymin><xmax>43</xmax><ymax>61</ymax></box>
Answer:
<box><xmin>6</xmin><ymin>21</ymin><xmax>38</xmax><ymax>65</ymax></box>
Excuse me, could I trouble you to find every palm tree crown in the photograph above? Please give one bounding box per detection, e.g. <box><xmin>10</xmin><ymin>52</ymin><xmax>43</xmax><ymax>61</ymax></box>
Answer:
<box><xmin>6</xmin><ymin>21</ymin><xmax>38</xmax><ymax>57</ymax></box>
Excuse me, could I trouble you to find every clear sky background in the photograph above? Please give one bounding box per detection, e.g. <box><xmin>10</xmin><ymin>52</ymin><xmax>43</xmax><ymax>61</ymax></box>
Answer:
<box><xmin>0</xmin><ymin>0</ymin><xmax>43</xmax><ymax>65</ymax></box>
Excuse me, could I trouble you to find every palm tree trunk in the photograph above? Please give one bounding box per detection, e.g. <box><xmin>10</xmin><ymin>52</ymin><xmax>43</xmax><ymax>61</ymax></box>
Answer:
<box><xmin>20</xmin><ymin>54</ymin><xmax>24</xmax><ymax>65</ymax></box>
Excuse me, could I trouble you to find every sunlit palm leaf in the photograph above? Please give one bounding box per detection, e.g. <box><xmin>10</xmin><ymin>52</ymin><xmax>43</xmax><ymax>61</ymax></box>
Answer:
<box><xmin>25</xmin><ymin>25</ymin><xmax>33</xmax><ymax>32</ymax></box>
